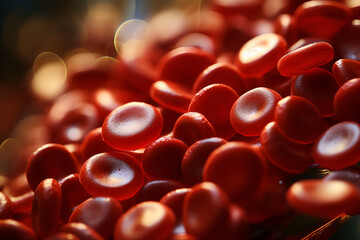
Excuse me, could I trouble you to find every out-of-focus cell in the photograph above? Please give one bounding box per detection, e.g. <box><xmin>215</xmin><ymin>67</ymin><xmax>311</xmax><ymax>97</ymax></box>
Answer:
<box><xmin>0</xmin><ymin>219</ymin><xmax>36</xmax><ymax>240</ymax></box>
<box><xmin>287</xmin><ymin>179</ymin><xmax>360</xmax><ymax>219</ymax></box>
<box><xmin>294</xmin><ymin>1</ymin><xmax>352</xmax><ymax>38</ymax></box>
<box><xmin>59</xmin><ymin>222</ymin><xmax>104</xmax><ymax>240</ymax></box>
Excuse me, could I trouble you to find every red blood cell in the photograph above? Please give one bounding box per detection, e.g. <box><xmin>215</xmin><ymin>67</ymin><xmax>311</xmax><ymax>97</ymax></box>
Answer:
<box><xmin>277</xmin><ymin>42</ymin><xmax>334</xmax><ymax>77</ymax></box>
<box><xmin>26</xmin><ymin>143</ymin><xmax>78</xmax><ymax>191</ymax></box>
<box><xmin>58</xmin><ymin>174</ymin><xmax>91</xmax><ymax>223</ymax></box>
<box><xmin>79</xmin><ymin>152</ymin><xmax>144</xmax><ymax>200</ymax></box>
<box><xmin>274</xmin><ymin>14</ymin><xmax>298</xmax><ymax>46</ymax></box>
<box><xmin>174</xmin><ymin>33</ymin><xmax>218</xmax><ymax>54</ymax></box>
<box><xmin>193</xmin><ymin>62</ymin><xmax>247</xmax><ymax>95</ymax></box>
<box><xmin>114</xmin><ymin>201</ymin><xmax>176</xmax><ymax>240</ymax></box>
<box><xmin>324</xmin><ymin>168</ymin><xmax>360</xmax><ymax>191</ymax></box>
<box><xmin>3</xmin><ymin>173</ymin><xmax>31</xmax><ymax>198</ymax></box>
<box><xmin>102</xmin><ymin>102</ymin><xmax>163</xmax><ymax>151</ymax></box>
<box><xmin>0</xmin><ymin>192</ymin><xmax>13</xmax><ymax>219</ymax></box>
<box><xmin>334</xmin><ymin>78</ymin><xmax>360</xmax><ymax>122</ymax></box>
<box><xmin>79</xmin><ymin>128</ymin><xmax>116</xmax><ymax>165</ymax></box>
<box><xmin>69</xmin><ymin>197</ymin><xmax>123</xmax><ymax>239</ymax></box>
<box><xmin>183</xmin><ymin>182</ymin><xmax>229</xmax><ymax>239</ymax></box>
<box><xmin>312</xmin><ymin>121</ymin><xmax>360</xmax><ymax>170</ymax></box>
<box><xmin>188</xmin><ymin>84</ymin><xmax>239</xmax><ymax>139</ymax></box>
<box><xmin>291</xmin><ymin>68</ymin><xmax>339</xmax><ymax>116</ymax></box>
<box><xmin>173</xmin><ymin>112</ymin><xmax>216</xmax><ymax>147</ymax></box>
<box><xmin>160</xmin><ymin>188</ymin><xmax>191</xmax><ymax>234</ymax></box>
<box><xmin>115</xmin><ymin>58</ymin><xmax>157</xmax><ymax>95</ymax></box>
<box><xmin>150</xmin><ymin>80</ymin><xmax>193</xmax><ymax>113</ymax></box>
<box><xmin>0</xmin><ymin>219</ymin><xmax>36</xmax><ymax>240</ymax></box>
<box><xmin>182</xmin><ymin>137</ymin><xmax>227</xmax><ymax>185</ymax></box>
<box><xmin>203</xmin><ymin>142</ymin><xmax>266</xmax><ymax>202</ymax></box>
<box><xmin>59</xmin><ymin>223</ymin><xmax>104</xmax><ymax>240</ymax></box>
<box><xmin>224</xmin><ymin>204</ymin><xmax>248</xmax><ymax>240</ymax></box>
<box><xmin>92</xmin><ymin>87</ymin><xmax>148</xmax><ymax>122</ymax></box>
<box><xmin>275</xmin><ymin>96</ymin><xmax>324</xmax><ymax>143</ymax></box>
<box><xmin>286</xmin><ymin>179</ymin><xmax>360</xmax><ymax>219</ymax></box>
<box><xmin>157</xmin><ymin>47</ymin><xmax>215</xmax><ymax>88</ymax></box>
<box><xmin>236</xmin><ymin>33</ymin><xmax>287</xmax><ymax>78</ymax></box>
<box><xmin>211</xmin><ymin>0</ymin><xmax>263</xmax><ymax>18</ymax></box>
<box><xmin>230</xmin><ymin>87</ymin><xmax>282</xmax><ymax>136</ymax></box>
<box><xmin>46</xmin><ymin>91</ymin><xmax>99</xmax><ymax>144</ymax></box>
<box><xmin>332</xmin><ymin>59</ymin><xmax>360</xmax><ymax>86</ymax></box>
<box><xmin>260</xmin><ymin>122</ymin><xmax>313</xmax><ymax>173</ymax></box>
<box><xmin>32</xmin><ymin>179</ymin><xmax>62</xmax><ymax>238</ymax></box>
<box><xmin>293</xmin><ymin>1</ymin><xmax>352</xmax><ymax>38</ymax></box>
<box><xmin>45</xmin><ymin>232</ymin><xmax>81</xmax><ymax>240</ymax></box>
<box><xmin>334</xmin><ymin>20</ymin><xmax>360</xmax><ymax>61</ymax></box>
<box><xmin>142</xmin><ymin>137</ymin><xmax>187</xmax><ymax>182</ymax></box>
<box><xmin>133</xmin><ymin>179</ymin><xmax>185</xmax><ymax>204</ymax></box>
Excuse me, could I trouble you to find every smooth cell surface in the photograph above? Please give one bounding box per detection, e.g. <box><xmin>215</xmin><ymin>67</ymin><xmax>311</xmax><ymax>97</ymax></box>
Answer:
<box><xmin>230</xmin><ymin>87</ymin><xmax>282</xmax><ymax>136</ymax></box>
<box><xmin>102</xmin><ymin>102</ymin><xmax>163</xmax><ymax>151</ymax></box>
<box><xmin>334</xmin><ymin>78</ymin><xmax>360</xmax><ymax>122</ymax></box>
<box><xmin>80</xmin><ymin>152</ymin><xmax>144</xmax><ymax>200</ymax></box>
<box><xmin>287</xmin><ymin>179</ymin><xmax>360</xmax><ymax>219</ymax></box>
<box><xmin>114</xmin><ymin>201</ymin><xmax>176</xmax><ymax>240</ymax></box>
<box><xmin>236</xmin><ymin>33</ymin><xmax>287</xmax><ymax>78</ymax></box>
<box><xmin>312</xmin><ymin>121</ymin><xmax>360</xmax><ymax>170</ymax></box>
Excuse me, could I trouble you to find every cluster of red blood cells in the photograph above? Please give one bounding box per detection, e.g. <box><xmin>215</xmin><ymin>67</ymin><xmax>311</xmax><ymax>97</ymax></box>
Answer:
<box><xmin>1</xmin><ymin>0</ymin><xmax>360</xmax><ymax>239</ymax></box>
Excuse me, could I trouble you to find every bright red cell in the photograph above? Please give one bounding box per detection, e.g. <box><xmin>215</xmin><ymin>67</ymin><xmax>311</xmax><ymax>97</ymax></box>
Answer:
<box><xmin>0</xmin><ymin>219</ymin><xmax>36</xmax><ymax>240</ymax></box>
<box><xmin>294</xmin><ymin>1</ymin><xmax>352</xmax><ymax>38</ymax></box>
<box><xmin>334</xmin><ymin>78</ymin><xmax>360</xmax><ymax>122</ymax></box>
<box><xmin>287</xmin><ymin>179</ymin><xmax>360</xmax><ymax>219</ymax></box>
<box><xmin>182</xmin><ymin>137</ymin><xmax>227</xmax><ymax>186</ymax></box>
<box><xmin>312</xmin><ymin>121</ymin><xmax>360</xmax><ymax>170</ymax></box>
<box><xmin>169</xmin><ymin>233</ymin><xmax>197</xmax><ymax>240</ymax></box>
<box><xmin>236</xmin><ymin>33</ymin><xmax>287</xmax><ymax>78</ymax></box>
<box><xmin>133</xmin><ymin>179</ymin><xmax>185</xmax><ymax>204</ymax></box>
<box><xmin>150</xmin><ymin>80</ymin><xmax>193</xmax><ymax>113</ymax></box>
<box><xmin>79</xmin><ymin>152</ymin><xmax>144</xmax><ymax>200</ymax></box>
<box><xmin>277</xmin><ymin>42</ymin><xmax>334</xmax><ymax>77</ymax></box>
<box><xmin>332</xmin><ymin>59</ymin><xmax>360</xmax><ymax>86</ymax></box>
<box><xmin>275</xmin><ymin>96</ymin><xmax>324</xmax><ymax>143</ymax></box>
<box><xmin>173</xmin><ymin>112</ymin><xmax>216</xmax><ymax>147</ymax></box>
<box><xmin>291</xmin><ymin>68</ymin><xmax>339</xmax><ymax>116</ymax></box>
<box><xmin>58</xmin><ymin>174</ymin><xmax>91</xmax><ymax>223</ymax></box>
<box><xmin>157</xmin><ymin>47</ymin><xmax>215</xmax><ymax>88</ymax></box>
<box><xmin>260</xmin><ymin>122</ymin><xmax>313</xmax><ymax>173</ymax></box>
<box><xmin>188</xmin><ymin>84</ymin><xmax>239</xmax><ymax>139</ymax></box>
<box><xmin>31</xmin><ymin>179</ymin><xmax>62</xmax><ymax>238</ymax></box>
<box><xmin>26</xmin><ymin>143</ymin><xmax>78</xmax><ymax>191</ymax></box>
<box><xmin>114</xmin><ymin>201</ymin><xmax>176</xmax><ymax>240</ymax></box>
<box><xmin>102</xmin><ymin>102</ymin><xmax>163</xmax><ymax>151</ymax></box>
<box><xmin>193</xmin><ymin>62</ymin><xmax>247</xmax><ymax>95</ymax></box>
<box><xmin>142</xmin><ymin>137</ymin><xmax>187</xmax><ymax>182</ymax></box>
<box><xmin>183</xmin><ymin>182</ymin><xmax>229</xmax><ymax>239</ymax></box>
<box><xmin>203</xmin><ymin>142</ymin><xmax>266</xmax><ymax>202</ymax></box>
<box><xmin>69</xmin><ymin>197</ymin><xmax>123</xmax><ymax>239</ymax></box>
<box><xmin>59</xmin><ymin>223</ymin><xmax>104</xmax><ymax>240</ymax></box>
<box><xmin>230</xmin><ymin>87</ymin><xmax>282</xmax><ymax>136</ymax></box>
